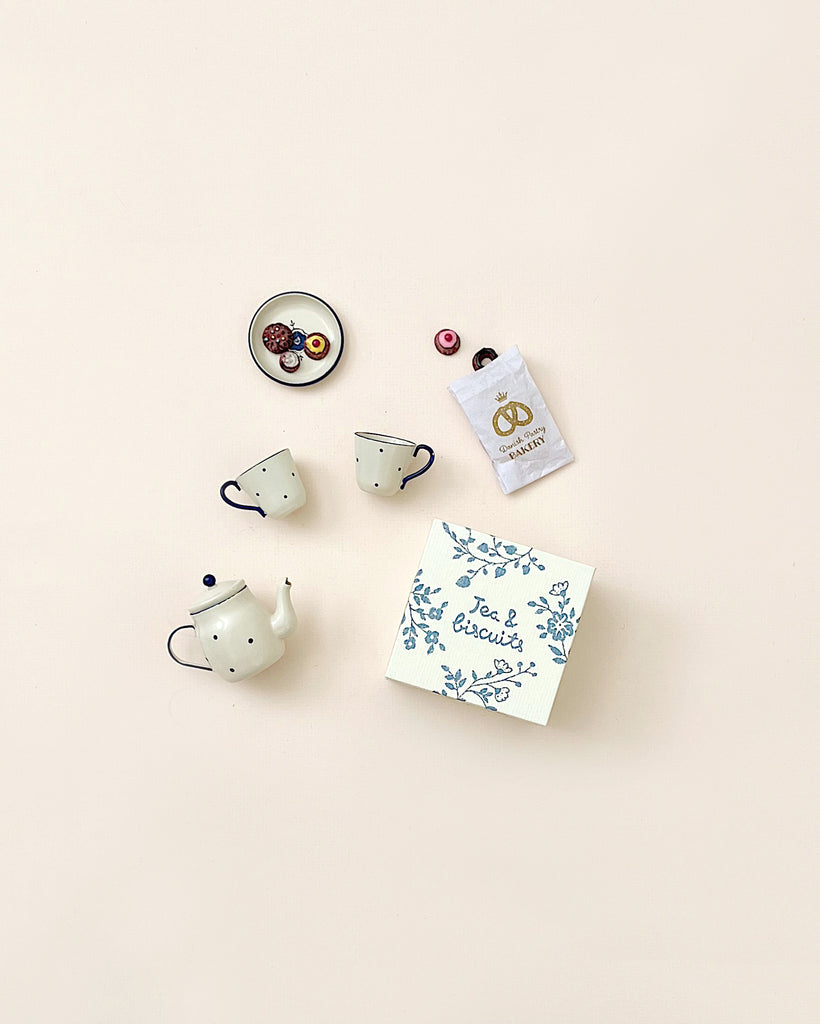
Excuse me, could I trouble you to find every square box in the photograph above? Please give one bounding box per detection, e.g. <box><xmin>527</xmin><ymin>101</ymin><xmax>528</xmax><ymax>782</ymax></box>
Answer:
<box><xmin>386</xmin><ymin>520</ymin><xmax>595</xmax><ymax>725</ymax></box>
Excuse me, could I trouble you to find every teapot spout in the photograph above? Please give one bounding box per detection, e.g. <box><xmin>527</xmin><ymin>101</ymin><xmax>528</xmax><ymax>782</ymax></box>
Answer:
<box><xmin>270</xmin><ymin>578</ymin><xmax>297</xmax><ymax>640</ymax></box>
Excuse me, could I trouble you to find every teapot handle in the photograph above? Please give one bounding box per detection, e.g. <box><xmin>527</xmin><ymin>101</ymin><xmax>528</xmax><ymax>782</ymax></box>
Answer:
<box><xmin>400</xmin><ymin>444</ymin><xmax>435</xmax><ymax>490</ymax></box>
<box><xmin>219</xmin><ymin>480</ymin><xmax>266</xmax><ymax>517</ymax></box>
<box><xmin>166</xmin><ymin>624</ymin><xmax>212</xmax><ymax>672</ymax></box>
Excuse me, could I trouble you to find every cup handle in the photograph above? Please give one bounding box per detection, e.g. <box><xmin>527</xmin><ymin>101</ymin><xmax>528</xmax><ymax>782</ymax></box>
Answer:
<box><xmin>401</xmin><ymin>444</ymin><xmax>435</xmax><ymax>490</ymax></box>
<box><xmin>166</xmin><ymin>624</ymin><xmax>212</xmax><ymax>672</ymax></box>
<box><xmin>219</xmin><ymin>480</ymin><xmax>266</xmax><ymax>517</ymax></box>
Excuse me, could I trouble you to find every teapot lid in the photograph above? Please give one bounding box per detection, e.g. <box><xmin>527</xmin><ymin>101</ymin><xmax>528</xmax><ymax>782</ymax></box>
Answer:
<box><xmin>189</xmin><ymin>574</ymin><xmax>246</xmax><ymax>615</ymax></box>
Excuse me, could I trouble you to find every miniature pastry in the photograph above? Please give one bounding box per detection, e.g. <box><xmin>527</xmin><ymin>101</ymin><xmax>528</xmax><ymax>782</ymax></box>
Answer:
<box><xmin>290</xmin><ymin>329</ymin><xmax>307</xmax><ymax>351</ymax></box>
<box><xmin>434</xmin><ymin>329</ymin><xmax>460</xmax><ymax>355</ymax></box>
<box><xmin>304</xmin><ymin>332</ymin><xmax>330</xmax><ymax>360</ymax></box>
<box><xmin>279</xmin><ymin>351</ymin><xmax>301</xmax><ymax>374</ymax></box>
<box><xmin>263</xmin><ymin>323</ymin><xmax>293</xmax><ymax>354</ymax></box>
<box><xmin>472</xmin><ymin>347</ymin><xmax>498</xmax><ymax>371</ymax></box>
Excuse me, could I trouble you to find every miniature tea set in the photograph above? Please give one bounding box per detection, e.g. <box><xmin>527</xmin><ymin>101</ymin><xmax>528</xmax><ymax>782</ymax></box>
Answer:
<box><xmin>167</xmin><ymin>289</ymin><xmax>448</xmax><ymax>683</ymax></box>
<box><xmin>166</xmin><ymin>290</ymin><xmax>544</xmax><ymax>684</ymax></box>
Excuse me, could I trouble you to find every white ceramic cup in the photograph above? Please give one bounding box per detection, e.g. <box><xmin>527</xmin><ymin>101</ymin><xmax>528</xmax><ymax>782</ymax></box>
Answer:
<box><xmin>220</xmin><ymin>449</ymin><xmax>306</xmax><ymax>519</ymax></box>
<box><xmin>354</xmin><ymin>432</ymin><xmax>435</xmax><ymax>496</ymax></box>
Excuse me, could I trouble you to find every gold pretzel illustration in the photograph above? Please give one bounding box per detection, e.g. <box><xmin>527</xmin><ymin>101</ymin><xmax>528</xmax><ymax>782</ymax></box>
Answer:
<box><xmin>492</xmin><ymin>400</ymin><xmax>533</xmax><ymax>436</ymax></box>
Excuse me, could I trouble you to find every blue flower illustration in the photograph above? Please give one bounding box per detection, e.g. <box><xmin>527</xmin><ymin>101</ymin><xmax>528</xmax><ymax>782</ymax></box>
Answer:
<box><xmin>400</xmin><ymin>569</ymin><xmax>448</xmax><ymax>654</ymax></box>
<box><xmin>442</xmin><ymin>522</ymin><xmax>545</xmax><ymax>588</ymax></box>
<box><xmin>546</xmin><ymin>612</ymin><xmax>574</xmax><ymax>642</ymax></box>
<box><xmin>438</xmin><ymin>660</ymin><xmax>536</xmax><ymax>711</ymax></box>
<box><xmin>529</xmin><ymin>582</ymin><xmax>580</xmax><ymax>664</ymax></box>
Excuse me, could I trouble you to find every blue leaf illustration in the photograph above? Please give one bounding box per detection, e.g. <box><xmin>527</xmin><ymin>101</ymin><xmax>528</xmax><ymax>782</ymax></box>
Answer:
<box><xmin>478</xmin><ymin>542</ymin><xmax>489</xmax><ymax>553</ymax></box>
<box><xmin>553</xmin><ymin>657</ymin><xmax>566</xmax><ymax>664</ymax></box>
<box><xmin>549</xmin><ymin>645</ymin><xmax>563</xmax><ymax>656</ymax></box>
<box><xmin>522</xmin><ymin>564</ymin><xmax>530</xmax><ymax>574</ymax></box>
<box><xmin>504</xmin><ymin>545</ymin><xmax>517</xmax><ymax>554</ymax></box>
<box><xmin>456</xmin><ymin>576</ymin><xmax>471</xmax><ymax>588</ymax></box>
<box><xmin>495</xmin><ymin>566</ymin><xmax>506</xmax><ymax>578</ymax></box>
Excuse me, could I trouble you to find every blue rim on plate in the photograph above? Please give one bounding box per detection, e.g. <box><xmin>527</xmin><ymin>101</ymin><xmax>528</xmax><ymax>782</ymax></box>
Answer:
<box><xmin>248</xmin><ymin>290</ymin><xmax>344</xmax><ymax>388</ymax></box>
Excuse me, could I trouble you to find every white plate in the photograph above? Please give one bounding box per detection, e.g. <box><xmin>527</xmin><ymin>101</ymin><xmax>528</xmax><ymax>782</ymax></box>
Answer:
<box><xmin>248</xmin><ymin>291</ymin><xmax>344</xmax><ymax>387</ymax></box>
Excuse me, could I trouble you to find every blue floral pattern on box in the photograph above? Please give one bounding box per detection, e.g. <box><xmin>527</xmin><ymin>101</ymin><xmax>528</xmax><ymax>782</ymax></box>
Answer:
<box><xmin>442</xmin><ymin>521</ymin><xmax>546</xmax><ymax>588</ymax></box>
<box><xmin>400</xmin><ymin>569</ymin><xmax>448</xmax><ymax>654</ymax></box>
<box><xmin>436</xmin><ymin>657</ymin><xmax>537</xmax><ymax>711</ymax></box>
<box><xmin>386</xmin><ymin>520</ymin><xmax>595</xmax><ymax>726</ymax></box>
<box><xmin>528</xmin><ymin>581</ymin><xmax>578</xmax><ymax>664</ymax></box>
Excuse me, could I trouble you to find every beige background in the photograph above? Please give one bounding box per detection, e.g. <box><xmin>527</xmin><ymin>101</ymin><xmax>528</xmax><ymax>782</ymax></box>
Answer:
<box><xmin>2</xmin><ymin>1</ymin><xmax>818</xmax><ymax>1020</ymax></box>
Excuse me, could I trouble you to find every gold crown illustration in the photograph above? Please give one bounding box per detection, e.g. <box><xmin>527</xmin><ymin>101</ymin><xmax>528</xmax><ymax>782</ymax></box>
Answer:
<box><xmin>495</xmin><ymin>391</ymin><xmax>508</xmax><ymax>403</ymax></box>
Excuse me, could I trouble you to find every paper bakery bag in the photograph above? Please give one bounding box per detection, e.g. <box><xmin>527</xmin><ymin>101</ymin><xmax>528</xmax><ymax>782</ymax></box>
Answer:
<box><xmin>448</xmin><ymin>347</ymin><xmax>573</xmax><ymax>494</ymax></box>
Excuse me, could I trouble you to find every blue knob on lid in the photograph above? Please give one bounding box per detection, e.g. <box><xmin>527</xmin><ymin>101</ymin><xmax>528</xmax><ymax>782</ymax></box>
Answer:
<box><xmin>203</xmin><ymin>574</ymin><xmax>216</xmax><ymax>588</ymax></box>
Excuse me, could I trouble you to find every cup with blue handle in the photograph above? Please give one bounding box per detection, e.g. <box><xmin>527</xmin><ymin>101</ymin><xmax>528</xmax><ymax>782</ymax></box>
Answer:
<box><xmin>220</xmin><ymin>448</ymin><xmax>306</xmax><ymax>519</ymax></box>
<box><xmin>354</xmin><ymin>432</ymin><xmax>435</xmax><ymax>495</ymax></box>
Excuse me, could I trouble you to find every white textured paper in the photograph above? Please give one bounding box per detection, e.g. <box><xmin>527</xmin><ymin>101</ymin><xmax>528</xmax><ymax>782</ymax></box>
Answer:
<box><xmin>448</xmin><ymin>347</ymin><xmax>574</xmax><ymax>494</ymax></box>
<box><xmin>386</xmin><ymin>520</ymin><xmax>595</xmax><ymax>725</ymax></box>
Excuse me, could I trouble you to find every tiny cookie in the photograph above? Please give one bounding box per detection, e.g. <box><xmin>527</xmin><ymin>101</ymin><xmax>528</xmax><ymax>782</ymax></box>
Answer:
<box><xmin>472</xmin><ymin>346</ymin><xmax>498</xmax><ymax>371</ymax></box>
<box><xmin>304</xmin><ymin>332</ymin><xmax>330</xmax><ymax>360</ymax></box>
<box><xmin>279</xmin><ymin>350</ymin><xmax>301</xmax><ymax>374</ymax></box>
<box><xmin>262</xmin><ymin>322</ymin><xmax>294</xmax><ymax>354</ymax></box>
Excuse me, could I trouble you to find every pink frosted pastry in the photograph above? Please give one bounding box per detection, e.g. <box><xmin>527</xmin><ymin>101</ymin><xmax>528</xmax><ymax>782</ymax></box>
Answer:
<box><xmin>434</xmin><ymin>329</ymin><xmax>460</xmax><ymax>355</ymax></box>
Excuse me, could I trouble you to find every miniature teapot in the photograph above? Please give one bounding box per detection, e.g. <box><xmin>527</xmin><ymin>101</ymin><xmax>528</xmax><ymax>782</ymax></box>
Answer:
<box><xmin>166</xmin><ymin>574</ymin><xmax>296</xmax><ymax>682</ymax></box>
